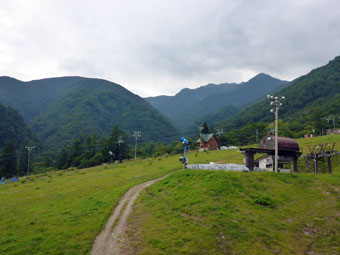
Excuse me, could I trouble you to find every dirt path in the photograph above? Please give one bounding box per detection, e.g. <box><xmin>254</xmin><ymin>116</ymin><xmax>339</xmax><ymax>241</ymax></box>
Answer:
<box><xmin>91</xmin><ymin>175</ymin><xmax>168</xmax><ymax>255</ymax></box>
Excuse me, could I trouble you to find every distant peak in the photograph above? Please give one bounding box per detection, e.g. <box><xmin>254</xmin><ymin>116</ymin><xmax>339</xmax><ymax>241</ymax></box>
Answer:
<box><xmin>250</xmin><ymin>73</ymin><xmax>272</xmax><ymax>80</ymax></box>
<box><xmin>0</xmin><ymin>76</ymin><xmax>24</xmax><ymax>85</ymax></box>
<box><xmin>0</xmin><ymin>76</ymin><xmax>22</xmax><ymax>81</ymax></box>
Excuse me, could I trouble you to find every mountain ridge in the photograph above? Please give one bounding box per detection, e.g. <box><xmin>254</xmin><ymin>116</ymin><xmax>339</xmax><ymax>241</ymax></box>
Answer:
<box><xmin>146</xmin><ymin>73</ymin><xmax>289</xmax><ymax>130</ymax></box>
<box><xmin>0</xmin><ymin>76</ymin><xmax>178</xmax><ymax>148</ymax></box>
<box><xmin>215</xmin><ymin>55</ymin><xmax>340</xmax><ymax>134</ymax></box>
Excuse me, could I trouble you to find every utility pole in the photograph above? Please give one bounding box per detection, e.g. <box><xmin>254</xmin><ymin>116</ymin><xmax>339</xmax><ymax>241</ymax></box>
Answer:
<box><xmin>116</xmin><ymin>136</ymin><xmax>124</xmax><ymax>163</ymax></box>
<box><xmin>26</xmin><ymin>146</ymin><xmax>35</xmax><ymax>179</ymax></box>
<box><xmin>267</xmin><ymin>95</ymin><xmax>285</xmax><ymax>173</ymax></box>
<box><xmin>256</xmin><ymin>129</ymin><xmax>259</xmax><ymax>143</ymax></box>
<box><xmin>199</xmin><ymin>127</ymin><xmax>203</xmax><ymax>150</ymax></box>
<box><xmin>133</xmin><ymin>131</ymin><xmax>141</xmax><ymax>160</ymax></box>
<box><xmin>109</xmin><ymin>151</ymin><xmax>115</xmax><ymax>164</ymax></box>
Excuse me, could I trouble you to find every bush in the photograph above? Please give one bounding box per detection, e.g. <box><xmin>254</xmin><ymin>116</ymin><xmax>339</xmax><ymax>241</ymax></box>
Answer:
<box><xmin>253</xmin><ymin>194</ymin><xmax>275</xmax><ymax>207</ymax></box>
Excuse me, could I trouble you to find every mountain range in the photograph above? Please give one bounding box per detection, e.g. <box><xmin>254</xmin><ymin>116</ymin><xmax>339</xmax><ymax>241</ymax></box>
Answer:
<box><xmin>0</xmin><ymin>76</ymin><xmax>177</xmax><ymax>149</ymax></box>
<box><xmin>1</xmin><ymin>55</ymin><xmax>339</xmax><ymax>151</ymax></box>
<box><xmin>216</xmin><ymin>56</ymin><xmax>340</xmax><ymax>132</ymax></box>
<box><xmin>146</xmin><ymin>73</ymin><xmax>289</xmax><ymax>130</ymax></box>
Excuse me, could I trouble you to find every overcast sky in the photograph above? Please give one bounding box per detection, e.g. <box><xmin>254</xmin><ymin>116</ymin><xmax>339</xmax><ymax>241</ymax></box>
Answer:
<box><xmin>1</xmin><ymin>0</ymin><xmax>340</xmax><ymax>97</ymax></box>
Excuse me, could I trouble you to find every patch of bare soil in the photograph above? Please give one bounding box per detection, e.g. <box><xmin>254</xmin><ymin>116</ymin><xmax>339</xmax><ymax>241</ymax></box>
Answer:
<box><xmin>91</xmin><ymin>175</ymin><xmax>168</xmax><ymax>255</ymax></box>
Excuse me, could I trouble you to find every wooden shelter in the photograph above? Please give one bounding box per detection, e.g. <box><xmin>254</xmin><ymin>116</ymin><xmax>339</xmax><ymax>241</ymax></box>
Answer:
<box><xmin>240</xmin><ymin>136</ymin><xmax>302</xmax><ymax>172</ymax></box>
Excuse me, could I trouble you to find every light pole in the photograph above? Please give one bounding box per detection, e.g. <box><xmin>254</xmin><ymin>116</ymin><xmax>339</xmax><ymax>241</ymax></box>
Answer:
<box><xmin>109</xmin><ymin>151</ymin><xmax>115</xmax><ymax>164</ymax></box>
<box><xmin>116</xmin><ymin>136</ymin><xmax>124</xmax><ymax>163</ymax></box>
<box><xmin>133</xmin><ymin>131</ymin><xmax>141</xmax><ymax>160</ymax></box>
<box><xmin>199</xmin><ymin>127</ymin><xmax>203</xmax><ymax>150</ymax></box>
<box><xmin>26</xmin><ymin>146</ymin><xmax>35</xmax><ymax>179</ymax></box>
<box><xmin>267</xmin><ymin>95</ymin><xmax>285</xmax><ymax>173</ymax></box>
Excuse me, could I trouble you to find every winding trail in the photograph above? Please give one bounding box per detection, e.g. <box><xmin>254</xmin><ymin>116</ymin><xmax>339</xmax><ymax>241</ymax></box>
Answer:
<box><xmin>91</xmin><ymin>175</ymin><xmax>168</xmax><ymax>255</ymax></box>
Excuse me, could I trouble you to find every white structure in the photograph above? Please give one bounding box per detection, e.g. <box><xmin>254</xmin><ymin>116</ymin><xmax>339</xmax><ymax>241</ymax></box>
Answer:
<box><xmin>257</xmin><ymin>155</ymin><xmax>292</xmax><ymax>173</ymax></box>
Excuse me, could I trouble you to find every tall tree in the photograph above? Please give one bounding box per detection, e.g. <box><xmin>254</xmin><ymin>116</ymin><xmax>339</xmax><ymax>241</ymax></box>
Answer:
<box><xmin>106</xmin><ymin>124</ymin><xmax>129</xmax><ymax>163</ymax></box>
<box><xmin>0</xmin><ymin>141</ymin><xmax>17</xmax><ymax>178</ymax></box>
<box><xmin>55</xmin><ymin>145</ymin><xmax>70</xmax><ymax>170</ymax></box>
<box><xmin>201</xmin><ymin>121</ymin><xmax>209</xmax><ymax>134</ymax></box>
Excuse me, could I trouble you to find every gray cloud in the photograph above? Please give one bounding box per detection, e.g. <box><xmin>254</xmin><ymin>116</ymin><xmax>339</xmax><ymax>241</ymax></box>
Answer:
<box><xmin>0</xmin><ymin>0</ymin><xmax>340</xmax><ymax>96</ymax></box>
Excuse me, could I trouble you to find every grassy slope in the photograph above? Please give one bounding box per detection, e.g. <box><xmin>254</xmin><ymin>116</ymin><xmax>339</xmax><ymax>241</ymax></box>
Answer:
<box><xmin>125</xmin><ymin>135</ymin><xmax>340</xmax><ymax>255</ymax></box>
<box><xmin>0</xmin><ymin>151</ymin><xmax>228</xmax><ymax>255</ymax></box>
<box><xmin>1</xmin><ymin>135</ymin><xmax>340</xmax><ymax>254</ymax></box>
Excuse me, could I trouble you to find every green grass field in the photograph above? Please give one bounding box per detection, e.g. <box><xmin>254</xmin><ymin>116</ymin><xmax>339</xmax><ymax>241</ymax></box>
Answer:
<box><xmin>124</xmin><ymin>135</ymin><xmax>340</xmax><ymax>255</ymax></box>
<box><xmin>1</xmin><ymin>135</ymin><xmax>340</xmax><ymax>254</ymax></box>
<box><xmin>128</xmin><ymin>170</ymin><xmax>340</xmax><ymax>254</ymax></box>
<box><xmin>0</xmin><ymin>150</ymin><xmax>228</xmax><ymax>255</ymax></box>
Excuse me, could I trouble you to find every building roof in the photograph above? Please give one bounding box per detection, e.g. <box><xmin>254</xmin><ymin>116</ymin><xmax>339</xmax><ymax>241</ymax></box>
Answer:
<box><xmin>260</xmin><ymin>135</ymin><xmax>300</xmax><ymax>151</ymax></box>
<box><xmin>196</xmin><ymin>133</ymin><xmax>215</xmax><ymax>143</ymax></box>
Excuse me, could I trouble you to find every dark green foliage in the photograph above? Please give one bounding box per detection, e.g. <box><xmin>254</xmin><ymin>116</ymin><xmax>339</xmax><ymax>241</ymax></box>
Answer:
<box><xmin>201</xmin><ymin>121</ymin><xmax>209</xmax><ymax>134</ymax></box>
<box><xmin>188</xmin><ymin>105</ymin><xmax>239</xmax><ymax>132</ymax></box>
<box><xmin>41</xmin><ymin>156</ymin><xmax>52</xmax><ymax>168</ymax></box>
<box><xmin>55</xmin><ymin>145</ymin><xmax>70</xmax><ymax>170</ymax></box>
<box><xmin>0</xmin><ymin>141</ymin><xmax>17</xmax><ymax>178</ymax></box>
<box><xmin>218</xmin><ymin>122</ymin><xmax>269</xmax><ymax>146</ymax></box>
<box><xmin>217</xmin><ymin>56</ymin><xmax>340</xmax><ymax>136</ymax></box>
<box><xmin>252</xmin><ymin>194</ymin><xmax>275</xmax><ymax>207</ymax></box>
<box><xmin>0</xmin><ymin>102</ymin><xmax>33</xmax><ymax>149</ymax></box>
<box><xmin>54</xmin><ymin>125</ymin><xmax>131</xmax><ymax>170</ymax></box>
<box><xmin>146</xmin><ymin>73</ymin><xmax>288</xmax><ymax>130</ymax></box>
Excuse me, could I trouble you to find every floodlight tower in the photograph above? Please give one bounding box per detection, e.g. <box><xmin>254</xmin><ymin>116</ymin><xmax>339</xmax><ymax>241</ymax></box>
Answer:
<box><xmin>116</xmin><ymin>136</ymin><xmax>124</xmax><ymax>163</ymax></box>
<box><xmin>199</xmin><ymin>127</ymin><xmax>203</xmax><ymax>150</ymax></box>
<box><xmin>26</xmin><ymin>146</ymin><xmax>35</xmax><ymax>179</ymax></box>
<box><xmin>133</xmin><ymin>131</ymin><xmax>141</xmax><ymax>160</ymax></box>
<box><xmin>267</xmin><ymin>95</ymin><xmax>285</xmax><ymax>173</ymax></box>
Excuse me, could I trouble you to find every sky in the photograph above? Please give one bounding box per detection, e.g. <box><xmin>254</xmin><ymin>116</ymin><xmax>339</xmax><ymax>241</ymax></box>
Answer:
<box><xmin>1</xmin><ymin>0</ymin><xmax>340</xmax><ymax>97</ymax></box>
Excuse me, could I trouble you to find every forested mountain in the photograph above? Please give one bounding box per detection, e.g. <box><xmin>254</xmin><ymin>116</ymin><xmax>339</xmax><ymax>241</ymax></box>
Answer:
<box><xmin>145</xmin><ymin>82</ymin><xmax>238</xmax><ymax>118</ymax></box>
<box><xmin>0</xmin><ymin>77</ymin><xmax>177</xmax><ymax>148</ymax></box>
<box><xmin>216</xmin><ymin>56</ymin><xmax>340</xmax><ymax>133</ymax></box>
<box><xmin>0</xmin><ymin>76</ymin><xmax>87</xmax><ymax>124</ymax></box>
<box><xmin>146</xmin><ymin>73</ymin><xmax>288</xmax><ymax>130</ymax></box>
<box><xmin>187</xmin><ymin>105</ymin><xmax>239</xmax><ymax>132</ymax></box>
<box><xmin>0</xmin><ymin>103</ymin><xmax>33</xmax><ymax>149</ymax></box>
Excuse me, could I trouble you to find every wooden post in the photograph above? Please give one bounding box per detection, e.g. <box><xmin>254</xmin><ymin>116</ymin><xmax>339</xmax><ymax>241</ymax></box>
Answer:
<box><xmin>327</xmin><ymin>156</ymin><xmax>332</xmax><ymax>173</ymax></box>
<box><xmin>245</xmin><ymin>151</ymin><xmax>255</xmax><ymax>171</ymax></box>
<box><xmin>293</xmin><ymin>156</ymin><xmax>298</xmax><ymax>173</ymax></box>
<box><xmin>314</xmin><ymin>155</ymin><xmax>318</xmax><ymax>174</ymax></box>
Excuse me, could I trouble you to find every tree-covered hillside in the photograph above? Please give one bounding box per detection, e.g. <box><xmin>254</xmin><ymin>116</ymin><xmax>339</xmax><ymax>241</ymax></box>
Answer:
<box><xmin>0</xmin><ymin>76</ymin><xmax>87</xmax><ymax>124</ymax></box>
<box><xmin>217</xmin><ymin>56</ymin><xmax>340</xmax><ymax>134</ymax></box>
<box><xmin>187</xmin><ymin>105</ymin><xmax>239</xmax><ymax>132</ymax></box>
<box><xmin>0</xmin><ymin>102</ymin><xmax>33</xmax><ymax>149</ymax></box>
<box><xmin>0</xmin><ymin>76</ymin><xmax>177</xmax><ymax>149</ymax></box>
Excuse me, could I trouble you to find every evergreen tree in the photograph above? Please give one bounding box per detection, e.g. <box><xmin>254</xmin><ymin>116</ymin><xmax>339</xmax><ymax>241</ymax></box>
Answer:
<box><xmin>42</xmin><ymin>156</ymin><xmax>52</xmax><ymax>168</ymax></box>
<box><xmin>83</xmin><ymin>133</ymin><xmax>97</xmax><ymax>160</ymax></box>
<box><xmin>70</xmin><ymin>136</ymin><xmax>84</xmax><ymax>167</ymax></box>
<box><xmin>106</xmin><ymin>124</ymin><xmax>129</xmax><ymax>163</ymax></box>
<box><xmin>0</xmin><ymin>141</ymin><xmax>17</xmax><ymax>178</ymax></box>
<box><xmin>55</xmin><ymin>145</ymin><xmax>70</xmax><ymax>169</ymax></box>
<box><xmin>201</xmin><ymin>121</ymin><xmax>209</xmax><ymax>134</ymax></box>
